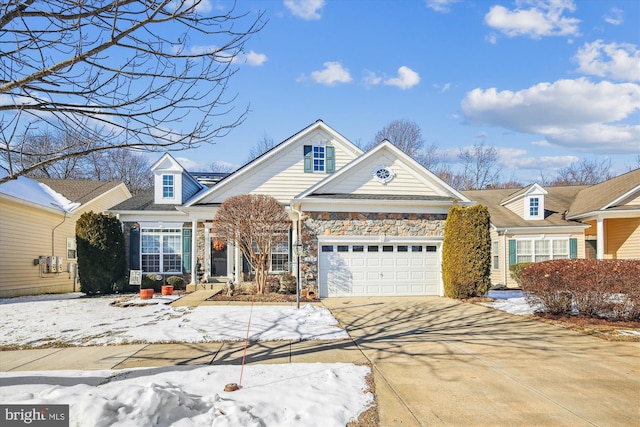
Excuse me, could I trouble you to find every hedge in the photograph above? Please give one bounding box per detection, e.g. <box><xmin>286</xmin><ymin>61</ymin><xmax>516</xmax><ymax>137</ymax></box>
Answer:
<box><xmin>519</xmin><ymin>259</ymin><xmax>640</xmax><ymax>319</ymax></box>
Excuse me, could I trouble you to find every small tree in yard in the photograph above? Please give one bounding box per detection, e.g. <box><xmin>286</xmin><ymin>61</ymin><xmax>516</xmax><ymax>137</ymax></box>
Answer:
<box><xmin>442</xmin><ymin>204</ymin><xmax>491</xmax><ymax>298</ymax></box>
<box><xmin>76</xmin><ymin>211</ymin><xmax>126</xmax><ymax>295</ymax></box>
<box><xmin>213</xmin><ymin>194</ymin><xmax>290</xmax><ymax>294</ymax></box>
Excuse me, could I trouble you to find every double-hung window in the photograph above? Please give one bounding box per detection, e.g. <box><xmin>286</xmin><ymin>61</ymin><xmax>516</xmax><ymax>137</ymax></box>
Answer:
<box><xmin>313</xmin><ymin>146</ymin><xmax>325</xmax><ymax>171</ymax></box>
<box><xmin>515</xmin><ymin>238</ymin><xmax>570</xmax><ymax>263</ymax></box>
<box><xmin>529</xmin><ymin>197</ymin><xmax>539</xmax><ymax>217</ymax></box>
<box><xmin>270</xmin><ymin>241</ymin><xmax>289</xmax><ymax>272</ymax></box>
<box><xmin>141</xmin><ymin>228</ymin><xmax>182</xmax><ymax>273</ymax></box>
<box><xmin>303</xmin><ymin>145</ymin><xmax>335</xmax><ymax>173</ymax></box>
<box><xmin>162</xmin><ymin>175</ymin><xmax>174</xmax><ymax>198</ymax></box>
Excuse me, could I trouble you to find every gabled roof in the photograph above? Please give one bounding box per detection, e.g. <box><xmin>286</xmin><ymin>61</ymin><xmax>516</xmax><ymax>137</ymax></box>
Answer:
<box><xmin>568</xmin><ymin>168</ymin><xmax>640</xmax><ymax>219</ymax></box>
<box><xmin>35</xmin><ymin>178</ymin><xmax>126</xmax><ymax>207</ymax></box>
<box><xmin>296</xmin><ymin>140</ymin><xmax>471</xmax><ymax>204</ymax></box>
<box><xmin>185</xmin><ymin>120</ymin><xmax>363</xmax><ymax>207</ymax></box>
<box><xmin>462</xmin><ymin>186</ymin><xmax>588</xmax><ymax>229</ymax></box>
<box><xmin>500</xmin><ymin>183</ymin><xmax>547</xmax><ymax>205</ymax></box>
<box><xmin>0</xmin><ymin>175</ymin><xmax>79</xmax><ymax>213</ymax></box>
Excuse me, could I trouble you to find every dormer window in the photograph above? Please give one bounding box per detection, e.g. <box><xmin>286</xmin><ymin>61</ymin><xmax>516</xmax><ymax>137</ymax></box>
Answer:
<box><xmin>304</xmin><ymin>145</ymin><xmax>335</xmax><ymax>173</ymax></box>
<box><xmin>525</xmin><ymin>194</ymin><xmax>544</xmax><ymax>220</ymax></box>
<box><xmin>529</xmin><ymin>197</ymin><xmax>539</xmax><ymax>217</ymax></box>
<box><xmin>162</xmin><ymin>175</ymin><xmax>174</xmax><ymax>198</ymax></box>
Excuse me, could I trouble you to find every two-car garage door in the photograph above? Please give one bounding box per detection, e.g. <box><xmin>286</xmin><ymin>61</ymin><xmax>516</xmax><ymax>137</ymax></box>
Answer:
<box><xmin>318</xmin><ymin>242</ymin><xmax>441</xmax><ymax>297</ymax></box>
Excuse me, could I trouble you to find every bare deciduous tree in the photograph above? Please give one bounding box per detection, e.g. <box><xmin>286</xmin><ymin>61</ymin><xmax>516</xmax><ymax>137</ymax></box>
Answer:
<box><xmin>365</xmin><ymin>119</ymin><xmax>425</xmax><ymax>158</ymax></box>
<box><xmin>551</xmin><ymin>158</ymin><xmax>612</xmax><ymax>186</ymax></box>
<box><xmin>213</xmin><ymin>194</ymin><xmax>290</xmax><ymax>294</ymax></box>
<box><xmin>457</xmin><ymin>142</ymin><xmax>501</xmax><ymax>190</ymax></box>
<box><xmin>246</xmin><ymin>133</ymin><xmax>277</xmax><ymax>163</ymax></box>
<box><xmin>1</xmin><ymin>0</ymin><xmax>266</xmax><ymax>184</ymax></box>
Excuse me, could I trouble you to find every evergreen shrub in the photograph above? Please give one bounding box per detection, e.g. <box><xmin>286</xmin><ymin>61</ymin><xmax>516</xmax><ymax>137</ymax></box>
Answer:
<box><xmin>442</xmin><ymin>204</ymin><xmax>492</xmax><ymax>298</ymax></box>
<box><xmin>76</xmin><ymin>211</ymin><xmax>126</xmax><ymax>295</ymax></box>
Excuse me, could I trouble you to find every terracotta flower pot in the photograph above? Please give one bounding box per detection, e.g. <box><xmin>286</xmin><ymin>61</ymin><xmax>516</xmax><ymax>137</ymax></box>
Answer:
<box><xmin>140</xmin><ymin>288</ymin><xmax>154</xmax><ymax>300</ymax></box>
<box><xmin>162</xmin><ymin>285</ymin><xmax>174</xmax><ymax>296</ymax></box>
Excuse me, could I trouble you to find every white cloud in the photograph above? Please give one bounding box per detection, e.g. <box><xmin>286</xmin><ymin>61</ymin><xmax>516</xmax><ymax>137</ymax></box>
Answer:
<box><xmin>384</xmin><ymin>66</ymin><xmax>421</xmax><ymax>89</ymax></box>
<box><xmin>461</xmin><ymin>78</ymin><xmax>640</xmax><ymax>152</ymax></box>
<box><xmin>485</xmin><ymin>0</ymin><xmax>580</xmax><ymax>39</ymax></box>
<box><xmin>232</xmin><ymin>50</ymin><xmax>268</xmax><ymax>66</ymax></box>
<box><xmin>299</xmin><ymin>61</ymin><xmax>352</xmax><ymax>86</ymax></box>
<box><xmin>433</xmin><ymin>82</ymin><xmax>452</xmax><ymax>93</ymax></box>
<box><xmin>574</xmin><ymin>40</ymin><xmax>640</xmax><ymax>82</ymax></box>
<box><xmin>284</xmin><ymin>0</ymin><xmax>325</xmax><ymax>20</ymax></box>
<box><xmin>426</xmin><ymin>0</ymin><xmax>459</xmax><ymax>13</ymax></box>
<box><xmin>363</xmin><ymin>70</ymin><xmax>383</xmax><ymax>88</ymax></box>
<box><xmin>604</xmin><ymin>7</ymin><xmax>623</xmax><ymax>25</ymax></box>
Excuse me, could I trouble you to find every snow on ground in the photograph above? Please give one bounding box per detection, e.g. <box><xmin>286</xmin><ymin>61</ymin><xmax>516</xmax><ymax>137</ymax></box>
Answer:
<box><xmin>482</xmin><ymin>289</ymin><xmax>537</xmax><ymax>316</ymax></box>
<box><xmin>0</xmin><ymin>294</ymin><xmax>348</xmax><ymax>348</ymax></box>
<box><xmin>0</xmin><ymin>364</ymin><xmax>373</xmax><ymax>427</ymax></box>
<box><xmin>0</xmin><ymin>294</ymin><xmax>370</xmax><ymax>426</ymax></box>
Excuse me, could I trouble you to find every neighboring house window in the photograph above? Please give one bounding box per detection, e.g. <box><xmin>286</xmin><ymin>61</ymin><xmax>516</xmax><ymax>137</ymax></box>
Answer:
<box><xmin>492</xmin><ymin>241</ymin><xmax>499</xmax><ymax>269</ymax></box>
<box><xmin>141</xmin><ymin>228</ymin><xmax>182</xmax><ymax>273</ymax></box>
<box><xmin>529</xmin><ymin>197</ymin><xmax>539</xmax><ymax>217</ymax></box>
<box><xmin>67</xmin><ymin>237</ymin><xmax>77</xmax><ymax>260</ymax></box>
<box><xmin>162</xmin><ymin>175</ymin><xmax>174</xmax><ymax>198</ymax></box>
<box><xmin>516</xmin><ymin>238</ymin><xmax>569</xmax><ymax>263</ymax></box>
<box><xmin>303</xmin><ymin>145</ymin><xmax>335</xmax><ymax>173</ymax></box>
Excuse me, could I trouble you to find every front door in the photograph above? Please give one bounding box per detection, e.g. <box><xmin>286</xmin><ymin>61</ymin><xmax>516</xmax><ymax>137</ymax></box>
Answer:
<box><xmin>211</xmin><ymin>239</ymin><xmax>228</xmax><ymax>277</ymax></box>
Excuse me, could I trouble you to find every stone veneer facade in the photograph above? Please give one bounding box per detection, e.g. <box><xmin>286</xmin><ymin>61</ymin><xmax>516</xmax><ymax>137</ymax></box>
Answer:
<box><xmin>298</xmin><ymin>211</ymin><xmax>447</xmax><ymax>290</ymax></box>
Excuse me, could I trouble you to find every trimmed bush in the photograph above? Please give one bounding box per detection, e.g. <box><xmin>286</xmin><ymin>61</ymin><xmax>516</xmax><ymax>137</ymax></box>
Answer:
<box><xmin>509</xmin><ymin>262</ymin><xmax>533</xmax><ymax>287</ymax></box>
<box><xmin>76</xmin><ymin>211</ymin><xmax>127</xmax><ymax>295</ymax></box>
<box><xmin>166</xmin><ymin>276</ymin><xmax>185</xmax><ymax>290</ymax></box>
<box><xmin>142</xmin><ymin>274</ymin><xmax>162</xmax><ymax>292</ymax></box>
<box><xmin>520</xmin><ymin>259</ymin><xmax>640</xmax><ymax>319</ymax></box>
<box><xmin>442</xmin><ymin>204</ymin><xmax>492</xmax><ymax>298</ymax></box>
<box><xmin>278</xmin><ymin>273</ymin><xmax>297</xmax><ymax>294</ymax></box>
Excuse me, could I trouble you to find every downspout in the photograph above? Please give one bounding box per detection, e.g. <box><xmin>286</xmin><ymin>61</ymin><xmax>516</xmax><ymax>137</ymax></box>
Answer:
<box><xmin>52</xmin><ymin>211</ymin><xmax>67</xmax><ymax>257</ymax></box>
<box><xmin>502</xmin><ymin>229</ymin><xmax>509</xmax><ymax>286</ymax></box>
<box><xmin>291</xmin><ymin>201</ymin><xmax>303</xmax><ymax>308</ymax></box>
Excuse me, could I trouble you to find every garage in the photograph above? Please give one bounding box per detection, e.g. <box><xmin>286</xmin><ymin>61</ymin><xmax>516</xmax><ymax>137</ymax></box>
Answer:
<box><xmin>318</xmin><ymin>242</ymin><xmax>441</xmax><ymax>297</ymax></box>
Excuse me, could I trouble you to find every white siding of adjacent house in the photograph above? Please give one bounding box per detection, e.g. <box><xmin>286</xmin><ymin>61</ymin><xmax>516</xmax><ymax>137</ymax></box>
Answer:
<box><xmin>318</xmin><ymin>151</ymin><xmax>443</xmax><ymax>197</ymax></box>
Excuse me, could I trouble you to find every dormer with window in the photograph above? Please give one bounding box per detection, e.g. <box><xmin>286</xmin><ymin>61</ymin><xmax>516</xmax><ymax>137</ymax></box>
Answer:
<box><xmin>151</xmin><ymin>153</ymin><xmax>204</xmax><ymax>205</ymax></box>
<box><xmin>502</xmin><ymin>183</ymin><xmax>548</xmax><ymax>221</ymax></box>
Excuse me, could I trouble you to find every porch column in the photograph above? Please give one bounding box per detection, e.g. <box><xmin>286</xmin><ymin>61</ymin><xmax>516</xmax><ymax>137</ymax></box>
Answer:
<box><xmin>204</xmin><ymin>223</ymin><xmax>212</xmax><ymax>280</ymax></box>
<box><xmin>190</xmin><ymin>220</ymin><xmax>197</xmax><ymax>285</ymax></box>
<box><xmin>234</xmin><ymin>243</ymin><xmax>241</xmax><ymax>283</ymax></box>
<box><xmin>596</xmin><ymin>216</ymin><xmax>605</xmax><ymax>260</ymax></box>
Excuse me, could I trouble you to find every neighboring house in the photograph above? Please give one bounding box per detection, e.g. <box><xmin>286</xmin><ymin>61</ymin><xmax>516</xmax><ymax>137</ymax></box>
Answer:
<box><xmin>0</xmin><ymin>176</ymin><xmax>131</xmax><ymax>297</ymax></box>
<box><xmin>463</xmin><ymin>168</ymin><xmax>640</xmax><ymax>288</ymax></box>
<box><xmin>109</xmin><ymin>120</ymin><xmax>472</xmax><ymax>297</ymax></box>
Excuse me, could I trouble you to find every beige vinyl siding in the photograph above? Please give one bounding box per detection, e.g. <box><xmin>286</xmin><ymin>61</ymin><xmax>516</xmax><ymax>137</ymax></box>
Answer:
<box><xmin>320</xmin><ymin>153</ymin><xmax>441</xmax><ymax>196</ymax></box>
<box><xmin>605</xmin><ymin>218</ymin><xmax>640</xmax><ymax>259</ymax></box>
<box><xmin>200</xmin><ymin>138</ymin><xmax>358</xmax><ymax>204</ymax></box>
<box><xmin>0</xmin><ymin>199</ymin><xmax>77</xmax><ymax>297</ymax></box>
<box><xmin>503</xmin><ymin>198</ymin><xmax>524</xmax><ymax>217</ymax></box>
<box><xmin>489</xmin><ymin>229</ymin><xmax>506</xmax><ymax>287</ymax></box>
<box><xmin>79</xmin><ymin>185</ymin><xmax>131</xmax><ymax>214</ymax></box>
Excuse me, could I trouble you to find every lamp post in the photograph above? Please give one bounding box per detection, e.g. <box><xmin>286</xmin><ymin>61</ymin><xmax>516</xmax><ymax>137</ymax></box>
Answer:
<box><xmin>294</xmin><ymin>241</ymin><xmax>303</xmax><ymax>309</ymax></box>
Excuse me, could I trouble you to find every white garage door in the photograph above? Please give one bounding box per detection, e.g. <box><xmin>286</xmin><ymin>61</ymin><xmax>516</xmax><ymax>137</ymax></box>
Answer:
<box><xmin>319</xmin><ymin>243</ymin><xmax>440</xmax><ymax>297</ymax></box>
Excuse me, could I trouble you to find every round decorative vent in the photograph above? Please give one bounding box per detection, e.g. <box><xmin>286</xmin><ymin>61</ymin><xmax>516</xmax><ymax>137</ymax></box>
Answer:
<box><xmin>372</xmin><ymin>165</ymin><xmax>395</xmax><ymax>184</ymax></box>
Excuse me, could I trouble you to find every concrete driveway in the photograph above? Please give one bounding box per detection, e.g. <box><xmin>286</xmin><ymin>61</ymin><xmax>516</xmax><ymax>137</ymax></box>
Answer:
<box><xmin>321</xmin><ymin>296</ymin><xmax>640</xmax><ymax>426</ymax></box>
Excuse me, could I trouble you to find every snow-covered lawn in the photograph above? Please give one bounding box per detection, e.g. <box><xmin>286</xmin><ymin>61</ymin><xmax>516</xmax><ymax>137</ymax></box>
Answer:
<box><xmin>0</xmin><ymin>293</ymin><xmax>371</xmax><ymax>426</ymax></box>
<box><xmin>0</xmin><ymin>293</ymin><xmax>348</xmax><ymax>348</ymax></box>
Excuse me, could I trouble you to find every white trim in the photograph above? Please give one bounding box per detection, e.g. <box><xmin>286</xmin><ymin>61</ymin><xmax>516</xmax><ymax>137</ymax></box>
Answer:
<box><xmin>602</xmin><ymin>184</ymin><xmax>640</xmax><ymax>210</ymax></box>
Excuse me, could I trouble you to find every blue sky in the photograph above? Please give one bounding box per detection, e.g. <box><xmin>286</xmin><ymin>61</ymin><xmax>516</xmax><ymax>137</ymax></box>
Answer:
<box><xmin>174</xmin><ymin>0</ymin><xmax>639</xmax><ymax>183</ymax></box>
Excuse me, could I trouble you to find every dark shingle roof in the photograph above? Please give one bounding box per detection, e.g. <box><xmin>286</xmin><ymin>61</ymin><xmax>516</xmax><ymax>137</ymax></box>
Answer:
<box><xmin>35</xmin><ymin>178</ymin><xmax>123</xmax><ymax>205</ymax></box>
<box><xmin>109</xmin><ymin>188</ymin><xmax>180</xmax><ymax>211</ymax></box>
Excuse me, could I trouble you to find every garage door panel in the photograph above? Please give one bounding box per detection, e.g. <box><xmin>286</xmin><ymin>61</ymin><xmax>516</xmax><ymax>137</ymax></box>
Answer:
<box><xmin>320</xmin><ymin>242</ymin><xmax>440</xmax><ymax>297</ymax></box>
